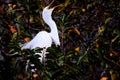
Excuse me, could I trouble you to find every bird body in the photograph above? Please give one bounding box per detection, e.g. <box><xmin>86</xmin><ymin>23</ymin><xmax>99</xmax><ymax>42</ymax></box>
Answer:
<box><xmin>22</xmin><ymin>5</ymin><xmax>60</xmax><ymax>50</ymax></box>
<box><xmin>22</xmin><ymin>2</ymin><xmax>60</xmax><ymax>71</ymax></box>
<box><xmin>22</xmin><ymin>31</ymin><xmax>52</xmax><ymax>49</ymax></box>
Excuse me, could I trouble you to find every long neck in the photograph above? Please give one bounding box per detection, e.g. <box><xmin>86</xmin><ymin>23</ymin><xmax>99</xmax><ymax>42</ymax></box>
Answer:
<box><xmin>48</xmin><ymin>19</ymin><xmax>60</xmax><ymax>46</ymax></box>
<box><xmin>49</xmin><ymin>20</ymin><xmax>58</xmax><ymax>34</ymax></box>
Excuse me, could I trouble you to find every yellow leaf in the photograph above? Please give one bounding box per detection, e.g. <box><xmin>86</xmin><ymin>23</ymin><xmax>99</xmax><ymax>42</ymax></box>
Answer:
<box><xmin>75</xmin><ymin>47</ymin><xmax>80</xmax><ymax>55</ymax></box>
<box><xmin>111</xmin><ymin>35</ymin><xmax>119</xmax><ymax>43</ymax></box>
<box><xmin>98</xmin><ymin>26</ymin><xmax>105</xmax><ymax>33</ymax></box>
<box><xmin>75</xmin><ymin>47</ymin><xmax>80</xmax><ymax>51</ymax></box>
<box><xmin>64</xmin><ymin>0</ymin><xmax>70</xmax><ymax>7</ymax></box>
<box><xmin>110</xmin><ymin>70</ymin><xmax>117</xmax><ymax>80</ymax></box>
<box><xmin>30</xmin><ymin>15</ymin><xmax>34</xmax><ymax>23</ymax></box>
<box><xmin>13</xmin><ymin>4</ymin><xmax>16</xmax><ymax>8</ymax></box>
<box><xmin>82</xmin><ymin>8</ymin><xmax>86</xmax><ymax>13</ymax></box>
<box><xmin>8</xmin><ymin>3</ymin><xmax>12</xmax><ymax>7</ymax></box>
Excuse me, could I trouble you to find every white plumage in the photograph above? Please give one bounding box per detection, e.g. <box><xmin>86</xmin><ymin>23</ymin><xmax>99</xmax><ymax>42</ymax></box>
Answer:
<box><xmin>22</xmin><ymin>5</ymin><xmax>60</xmax><ymax>50</ymax></box>
<box><xmin>22</xmin><ymin>31</ymin><xmax>52</xmax><ymax>49</ymax></box>
<box><xmin>22</xmin><ymin>4</ymin><xmax>60</xmax><ymax>66</ymax></box>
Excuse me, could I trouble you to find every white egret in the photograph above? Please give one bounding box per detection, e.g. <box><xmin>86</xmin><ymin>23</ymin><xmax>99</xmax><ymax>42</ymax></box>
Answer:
<box><xmin>22</xmin><ymin>3</ymin><xmax>60</xmax><ymax>64</ymax></box>
<box><xmin>22</xmin><ymin>6</ymin><xmax>60</xmax><ymax>50</ymax></box>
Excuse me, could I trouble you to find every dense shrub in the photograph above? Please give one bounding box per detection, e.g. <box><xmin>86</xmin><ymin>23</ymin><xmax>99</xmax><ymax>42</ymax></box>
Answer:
<box><xmin>0</xmin><ymin>0</ymin><xmax>120</xmax><ymax>80</ymax></box>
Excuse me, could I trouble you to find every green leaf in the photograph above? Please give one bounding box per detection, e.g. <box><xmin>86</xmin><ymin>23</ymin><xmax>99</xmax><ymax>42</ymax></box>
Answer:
<box><xmin>62</xmin><ymin>14</ymin><xmax>66</xmax><ymax>23</ymax></box>
<box><xmin>111</xmin><ymin>35</ymin><xmax>119</xmax><ymax>43</ymax></box>
<box><xmin>17</xmin><ymin>14</ymin><xmax>23</xmax><ymax>20</ymax></box>
<box><xmin>11</xmin><ymin>32</ymin><xmax>18</xmax><ymax>41</ymax></box>
<box><xmin>105</xmin><ymin>17</ymin><xmax>111</xmax><ymax>24</ymax></box>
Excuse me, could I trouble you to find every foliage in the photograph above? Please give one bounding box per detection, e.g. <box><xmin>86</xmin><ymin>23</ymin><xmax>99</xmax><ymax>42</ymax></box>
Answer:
<box><xmin>0</xmin><ymin>0</ymin><xmax>120</xmax><ymax>80</ymax></box>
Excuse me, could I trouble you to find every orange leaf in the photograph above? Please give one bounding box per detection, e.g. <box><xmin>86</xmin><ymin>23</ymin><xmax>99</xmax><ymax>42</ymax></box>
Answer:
<box><xmin>104</xmin><ymin>12</ymin><xmax>109</xmax><ymax>16</ymax></box>
<box><xmin>74</xmin><ymin>28</ymin><xmax>80</xmax><ymax>35</ymax></box>
<box><xmin>68</xmin><ymin>28</ymin><xmax>80</xmax><ymax>35</ymax></box>
<box><xmin>9</xmin><ymin>25</ymin><xmax>17</xmax><ymax>33</ymax></box>
<box><xmin>61</xmin><ymin>35</ymin><xmax>65</xmax><ymax>39</ymax></box>
<box><xmin>110</xmin><ymin>50</ymin><xmax>118</xmax><ymax>56</ymax></box>
<box><xmin>96</xmin><ymin>43</ymin><xmax>99</xmax><ymax>48</ymax></box>
<box><xmin>68</xmin><ymin>29</ymin><xmax>73</xmax><ymax>35</ymax></box>
<box><xmin>24</xmin><ymin>37</ymin><xmax>30</xmax><ymax>42</ymax></box>
<box><xmin>0</xmin><ymin>4</ymin><xmax>4</xmax><ymax>14</ymax></box>
<box><xmin>33</xmin><ymin>73</ymin><xmax>38</xmax><ymax>78</ymax></box>
<box><xmin>101</xmin><ymin>77</ymin><xmax>108</xmax><ymax>80</ymax></box>
<box><xmin>18</xmin><ymin>73</ymin><xmax>23</xmax><ymax>79</ymax></box>
<box><xmin>75</xmin><ymin>47</ymin><xmax>80</xmax><ymax>51</ymax></box>
<box><xmin>69</xmin><ymin>10</ymin><xmax>74</xmax><ymax>15</ymax></box>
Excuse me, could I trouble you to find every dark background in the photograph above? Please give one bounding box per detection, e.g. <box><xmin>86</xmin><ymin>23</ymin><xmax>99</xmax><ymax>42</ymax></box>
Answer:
<box><xmin>0</xmin><ymin>0</ymin><xmax>120</xmax><ymax>80</ymax></box>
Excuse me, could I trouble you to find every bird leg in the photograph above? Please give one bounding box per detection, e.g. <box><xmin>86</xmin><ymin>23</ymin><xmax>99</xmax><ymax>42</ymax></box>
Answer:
<box><xmin>41</xmin><ymin>47</ymin><xmax>49</xmax><ymax>65</ymax></box>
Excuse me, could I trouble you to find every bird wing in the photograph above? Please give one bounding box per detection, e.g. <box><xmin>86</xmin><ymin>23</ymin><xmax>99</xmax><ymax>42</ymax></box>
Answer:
<box><xmin>22</xmin><ymin>31</ymin><xmax>52</xmax><ymax>50</ymax></box>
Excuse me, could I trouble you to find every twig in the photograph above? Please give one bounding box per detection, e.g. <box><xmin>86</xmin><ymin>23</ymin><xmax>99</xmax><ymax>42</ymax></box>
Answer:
<box><xmin>104</xmin><ymin>56</ymin><xmax>120</xmax><ymax>67</ymax></box>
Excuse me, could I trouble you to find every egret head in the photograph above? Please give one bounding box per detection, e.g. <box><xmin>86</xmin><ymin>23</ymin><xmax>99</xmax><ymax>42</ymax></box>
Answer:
<box><xmin>42</xmin><ymin>3</ymin><xmax>62</xmax><ymax>24</ymax></box>
<box><xmin>42</xmin><ymin>4</ymin><xmax>55</xmax><ymax>25</ymax></box>
<box><xmin>43</xmin><ymin>5</ymin><xmax>54</xmax><ymax>15</ymax></box>
<box><xmin>42</xmin><ymin>0</ymin><xmax>55</xmax><ymax>13</ymax></box>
